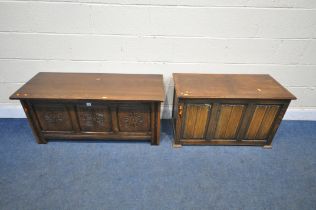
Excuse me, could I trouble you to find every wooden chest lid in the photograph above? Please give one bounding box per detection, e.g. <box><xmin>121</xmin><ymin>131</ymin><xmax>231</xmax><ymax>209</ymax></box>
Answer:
<box><xmin>10</xmin><ymin>72</ymin><xmax>165</xmax><ymax>101</ymax></box>
<box><xmin>173</xmin><ymin>73</ymin><xmax>296</xmax><ymax>100</ymax></box>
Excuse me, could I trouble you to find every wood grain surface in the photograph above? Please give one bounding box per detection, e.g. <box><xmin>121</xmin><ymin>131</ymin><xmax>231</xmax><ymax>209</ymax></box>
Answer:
<box><xmin>10</xmin><ymin>72</ymin><xmax>165</xmax><ymax>101</ymax></box>
<box><xmin>173</xmin><ymin>73</ymin><xmax>296</xmax><ymax>100</ymax></box>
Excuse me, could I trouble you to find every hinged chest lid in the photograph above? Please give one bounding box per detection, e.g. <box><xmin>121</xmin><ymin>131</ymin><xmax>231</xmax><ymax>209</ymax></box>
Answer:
<box><xmin>173</xmin><ymin>73</ymin><xmax>296</xmax><ymax>100</ymax></box>
<box><xmin>10</xmin><ymin>72</ymin><xmax>165</xmax><ymax>101</ymax></box>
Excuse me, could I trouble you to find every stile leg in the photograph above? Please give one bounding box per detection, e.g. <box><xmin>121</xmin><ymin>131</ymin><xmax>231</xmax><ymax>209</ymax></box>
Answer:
<box><xmin>151</xmin><ymin>103</ymin><xmax>160</xmax><ymax>145</ymax></box>
<box><xmin>20</xmin><ymin>100</ymin><xmax>47</xmax><ymax>144</ymax></box>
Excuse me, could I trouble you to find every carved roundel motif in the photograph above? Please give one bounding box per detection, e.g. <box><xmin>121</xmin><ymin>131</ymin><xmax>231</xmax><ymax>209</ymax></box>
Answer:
<box><xmin>118</xmin><ymin>105</ymin><xmax>150</xmax><ymax>132</ymax></box>
<box><xmin>122</xmin><ymin>112</ymin><xmax>145</xmax><ymax>129</ymax></box>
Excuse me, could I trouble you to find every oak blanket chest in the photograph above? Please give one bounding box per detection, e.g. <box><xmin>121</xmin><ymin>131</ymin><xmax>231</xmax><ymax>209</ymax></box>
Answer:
<box><xmin>172</xmin><ymin>74</ymin><xmax>296</xmax><ymax>148</ymax></box>
<box><xmin>10</xmin><ymin>73</ymin><xmax>164</xmax><ymax>145</ymax></box>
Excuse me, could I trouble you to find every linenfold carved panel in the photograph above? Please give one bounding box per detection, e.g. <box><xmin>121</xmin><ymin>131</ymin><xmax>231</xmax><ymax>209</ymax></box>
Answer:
<box><xmin>118</xmin><ymin>104</ymin><xmax>150</xmax><ymax>132</ymax></box>
<box><xmin>245</xmin><ymin>105</ymin><xmax>280</xmax><ymax>140</ymax></box>
<box><xmin>214</xmin><ymin>104</ymin><xmax>245</xmax><ymax>139</ymax></box>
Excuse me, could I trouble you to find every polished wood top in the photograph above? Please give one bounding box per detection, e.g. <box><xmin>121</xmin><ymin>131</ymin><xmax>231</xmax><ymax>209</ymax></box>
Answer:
<box><xmin>10</xmin><ymin>72</ymin><xmax>165</xmax><ymax>101</ymax></box>
<box><xmin>173</xmin><ymin>73</ymin><xmax>296</xmax><ymax>100</ymax></box>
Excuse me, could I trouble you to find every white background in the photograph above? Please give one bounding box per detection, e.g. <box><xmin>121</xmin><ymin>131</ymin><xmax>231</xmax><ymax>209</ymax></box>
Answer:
<box><xmin>0</xmin><ymin>0</ymin><xmax>315</xmax><ymax>118</ymax></box>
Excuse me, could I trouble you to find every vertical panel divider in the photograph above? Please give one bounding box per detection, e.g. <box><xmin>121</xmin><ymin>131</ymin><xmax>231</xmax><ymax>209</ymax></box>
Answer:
<box><xmin>180</xmin><ymin>102</ymin><xmax>188</xmax><ymax>140</ymax></box>
<box><xmin>174</xmin><ymin>101</ymin><xmax>184</xmax><ymax>146</ymax></box>
<box><xmin>153</xmin><ymin>103</ymin><xmax>161</xmax><ymax>145</ymax></box>
<box><xmin>110</xmin><ymin>104</ymin><xmax>119</xmax><ymax>133</ymax></box>
<box><xmin>202</xmin><ymin>103</ymin><xmax>212</xmax><ymax>139</ymax></box>
<box><xmin>206</xmin><ymin>102</ymin><xmax>221</xmax><ymax>140</ymax></box>
<box><xmin>151</xmin><ymin>103</ymin><xmax>156</xmax><ymax>144</ymax></box>
<box><xmin>231</xmin><ymin>105</ymin><xmax>247</xmax><ymax>140</ymax></box>
<box><xmin>67</xmin><ymin>104</ymin><xmax>80</xmax><ymax>133</ymax></box>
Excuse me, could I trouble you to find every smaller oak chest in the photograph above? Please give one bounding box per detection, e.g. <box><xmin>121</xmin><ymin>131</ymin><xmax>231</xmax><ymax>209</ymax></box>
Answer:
<box><xmin>10</xmin><ymin>73</ymin><xmax>164</xmax><ymax>145</ymax></box>
<box><xmin>172</xmin><ymin>73</ymin><xmax>296</xmax><ymax>148</ymax></box>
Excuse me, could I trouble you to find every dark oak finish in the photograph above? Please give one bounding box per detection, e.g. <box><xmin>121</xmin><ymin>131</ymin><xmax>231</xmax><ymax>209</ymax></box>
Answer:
<box><xmin>173</xmin><ymin>73</ymin><xmax>296</xmax><ymax>100</ymax></box>
<box><xmin>10</xmin><ymin>73</ymin><xmax>164</xmax><ymax>145</ymax></box>
<box><xmin>172</xmin><ymin>73</ymin><xmax>296</xmax><ymax>147</ymax></box>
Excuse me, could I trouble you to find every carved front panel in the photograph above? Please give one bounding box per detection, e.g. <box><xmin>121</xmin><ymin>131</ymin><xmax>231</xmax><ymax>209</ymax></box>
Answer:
<box><xmin>33</xmin><ymin>103</ymin><xmax>73</xmax><ymax>131</ymax></box>
<box><xmin>245</xmin><ymin>105</ymin><xmax>280</xmax><ymax>140</ymax></box>
<box><xmin>214</xmin><ymin>104</ymin><xmax>245</xmax><ymax>139</ymax></box>
<box><xmin>118</xmin><ymin>104</ymin><xmax>150</xmax><ymax>132</ymax></box>
<box><xmin>76</xmin><ymin>105</ymin><xmax>112</xmax><ymax>132</ymax></box>
<box><xmin>182</xmin><ymin>104</ymin><xmax>210</xmax><ymax>139</ymax></box>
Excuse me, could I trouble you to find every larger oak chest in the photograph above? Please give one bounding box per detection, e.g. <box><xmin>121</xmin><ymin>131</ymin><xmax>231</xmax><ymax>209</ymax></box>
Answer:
<box><xmin>172</xmin><ymin>74</ymin><xmax>296</xmax><ymax>148</ymax></box>
<box><xmin>10</xmin><ymin>73</ymin><xmax>164</xmax><ymax>145</ymax></box>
